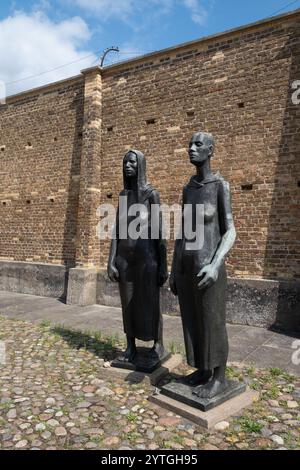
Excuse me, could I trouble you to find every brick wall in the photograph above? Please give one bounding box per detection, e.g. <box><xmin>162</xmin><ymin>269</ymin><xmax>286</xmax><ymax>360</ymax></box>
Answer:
<box><xmin>0</xmin><ymin>77</ymin><xmax>84</xmax><ymax>266</ymax></box>
<box><xmin>100</xmin><ymin>13</ymin><xmax>300</xmax><ymax>280</ymax></box>
<box><xmin>0</xmin><ymin>11</ymin><xmax>299</xmax><ymax>282</ymax></box>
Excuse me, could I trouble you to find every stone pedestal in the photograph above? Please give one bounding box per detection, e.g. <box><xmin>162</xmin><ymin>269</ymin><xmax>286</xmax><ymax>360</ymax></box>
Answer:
<box><xmin>149</xmin><ymin>387</ymin><xmax>258</xmax><ymax>429</ymax></box>
<box><xmin>111</xmin><ymin>347</ymin><xmax>171</xmax><ymax>373</ymax></box>
<box><xmin>66</xmin><ymin>267</ymin><xmax>97</xmax><ymax>306</ymax></box>
<box><xmin>103</xmin><ymin>354</ymin><xmax>183</xmax><ymax>386</ymax></box>
<box><xmin>160</xmin><ymin>379</ymin><xmax>246</xmax><ymax>412</ymax></box>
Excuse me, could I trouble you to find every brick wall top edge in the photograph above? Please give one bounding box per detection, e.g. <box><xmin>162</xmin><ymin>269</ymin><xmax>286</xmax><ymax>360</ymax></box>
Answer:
<box><xmin>101</xmin><ymin>9</ymin><xmax>300</xmax><ymax>77</ymax></box>
<box><xmin>3</xmin><ymin>75</ymin><xmax>84</xmax><ymax>106</ymax></box>
<box><xmin>100</xmin><ymin>28</ymin><xmax>297</xmax><ymax>80</ymax></box>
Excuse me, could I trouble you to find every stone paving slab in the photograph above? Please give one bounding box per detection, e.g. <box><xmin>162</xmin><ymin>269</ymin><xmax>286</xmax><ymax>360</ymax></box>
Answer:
<box><xmin>228</xmin><ymin>338</ymin><xmax>263</xmax><ymax>362</ymax></box>
<box><xmin>244</xmin><ymin>346</ymin><xmax>294</xmax><ymax>370</ymax></box>
<box><xmin>0</xmin><ymin>290</ymin><xmax>299</xmax><ymax>376</ymax></box>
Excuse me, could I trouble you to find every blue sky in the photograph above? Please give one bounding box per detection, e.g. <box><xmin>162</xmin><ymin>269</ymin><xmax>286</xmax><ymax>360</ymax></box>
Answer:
<box><xmin>0</xmin><ymin>0</ymin><xmax>299</xmax><ymax>95</ymax></box>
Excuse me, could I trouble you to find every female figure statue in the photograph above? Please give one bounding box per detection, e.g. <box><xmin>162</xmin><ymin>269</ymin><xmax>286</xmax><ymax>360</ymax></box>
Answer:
<box><xmin>108</xmin><ymin>150</ymin><xmax>168</xmax><ymax>365</ymax></box>
<box><xmin>170</xmin><ymin>132</ymin><xmax>236</xmax><ymax>399</ymax></box>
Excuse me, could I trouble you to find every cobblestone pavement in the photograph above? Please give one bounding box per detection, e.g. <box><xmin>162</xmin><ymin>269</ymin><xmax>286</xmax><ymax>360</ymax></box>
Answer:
<box><xmin>0</xmin><ymin>316</ymin><xmax>299</xmax><ymax>450</ymax></box>
<box><xmin>0</xmin><ymin>291</ymin><xmax>299</xmax><ymax>376</ymax></box>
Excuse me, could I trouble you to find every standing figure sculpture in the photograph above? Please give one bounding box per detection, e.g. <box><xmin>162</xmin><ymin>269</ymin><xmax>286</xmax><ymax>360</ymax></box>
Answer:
<box><xmin>170</xmin><ymin>132</ymin><xmax>236</xmax><ymax>399</ymax></box>
<box><xmin>108</xmin><ymin>150</ymin><xmax>168</xmax><ymax>367</ymax></box>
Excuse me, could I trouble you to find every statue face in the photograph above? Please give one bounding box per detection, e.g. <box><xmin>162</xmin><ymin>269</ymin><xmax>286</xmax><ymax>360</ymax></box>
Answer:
<box><xmin>123</xmin><ymin>151</ymin><xmax>138</xmax><ymax>178</ymax></box>
<box><xmin>189</xmin><ymin>133</ymin><xmax>213</xmax><ymax>166</ymax></box>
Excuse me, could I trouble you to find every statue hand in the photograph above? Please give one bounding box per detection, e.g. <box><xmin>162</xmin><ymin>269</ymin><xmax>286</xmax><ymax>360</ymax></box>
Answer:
<box><xmin>108</xmin><ymin>264</ymin><xmax>119</xmax><ymax>282</ymax></box>
<box><xmin>169</xmin><ymin>273</ymin><xmax>178</xmax><ymax>296</ymax></box>
<box><xmin>158</xmin><ymin>268</ymin><xmax>168</xmax><ymax>287</ymax></box>
<box><xmin>197</xmin><ymin>264</ymin><xmax>219</xmax><ymax>290</ymax></box>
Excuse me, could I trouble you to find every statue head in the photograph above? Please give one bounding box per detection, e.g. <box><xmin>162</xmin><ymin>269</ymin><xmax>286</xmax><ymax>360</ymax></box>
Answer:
<box><xmin>123</xmin><ymin>150</ymin><xmax>138</xmax><ymax>179</ymax></box>
<box><xmin>189</xmin><ymin>131</ymin><xmax>214</xmax><ymax>166</ymax></box>
<box><xmin>122</xmin><ymin>150</ymin><xmax>150</xmax><ymax>201</ymax></box>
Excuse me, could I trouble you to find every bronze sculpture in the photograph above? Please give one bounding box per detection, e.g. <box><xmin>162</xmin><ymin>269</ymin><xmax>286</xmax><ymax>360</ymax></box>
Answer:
<box><xmin>108</xmin><ymin>150</ymin><xmax>168</xmax><ymax>369</ymax></box>
<box><xmin>170</xmin><ymin>131</ymin><xmax>237</xmax><ymax>399</ymax></box>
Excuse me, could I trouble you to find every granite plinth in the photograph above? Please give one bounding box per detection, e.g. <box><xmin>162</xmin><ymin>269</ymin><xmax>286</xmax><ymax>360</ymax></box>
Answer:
<box><xmin>111</xmin><ymin>348</ymin><xmax>171</xmax><ymax>373</ymax></box>
<box><xmin>160</xmin><ymin>379</ymin><xmax>246</xmax><ymax>412</ymax></box>
<box><xmin>150</xmin><ymin>387</ymin><xmax>258</xmax><ymax>429</ymax></box>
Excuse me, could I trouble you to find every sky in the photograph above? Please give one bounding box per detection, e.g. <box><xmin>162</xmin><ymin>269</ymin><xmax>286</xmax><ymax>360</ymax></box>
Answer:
<box><xmin>0</xmin><ymin>0</ymin><xmax>299</xmax><ymax>96</ymax></box>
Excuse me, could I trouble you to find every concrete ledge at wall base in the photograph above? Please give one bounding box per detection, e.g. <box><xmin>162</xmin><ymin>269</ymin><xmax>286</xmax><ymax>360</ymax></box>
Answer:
<box><xmin>227</xmin><ymin>278</ymin><xmax>300</xmax><ymax>334</ymax></box>
<box><xmin>66</xmin><ymin>267</ymin><xmax>98</xmax><ymax>307</ymax></box>
<box><xmin>0</xmin><ymin>260</ymin><xmax>68</xmax><ymax>300</ymax></box>
<box><xmin>96</xmin><ymin>270</ymin><xmax>300</xmax><ymax>333</ymax></box>
<box><xmin>0</xmin><ymin>261</ymin><xmax>299</xmax><ymax>333</ymax></box>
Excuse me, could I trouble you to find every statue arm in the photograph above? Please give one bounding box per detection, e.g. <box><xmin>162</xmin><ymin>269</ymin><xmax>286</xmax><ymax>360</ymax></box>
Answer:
<box><xmin>197</xmin><ymin>180</ymin><xmax>236</xmax><ymax>290</ymax></box>
<box><xmin>211</xmin><ymin>180</ymin><xmax>236</xmax><ymax>270</ymax></box>
<box><xmin>169</xmin><ymin>239</ymin><xmax>181</xmax><ymax>295</ymax></box>
<box><xmin>107</xmin><ymin>207</ymin><xmax>119</xmax><ymax>282</ymax></box>
<box><xmin>150</xmin><ymin>190</ymin><xmax>168</xmax><ymax>287</ymax></box>
<box><xmin>170</xmin><ymin>188</ymin><xmax>185</xmax><ymax>295</ymax></box>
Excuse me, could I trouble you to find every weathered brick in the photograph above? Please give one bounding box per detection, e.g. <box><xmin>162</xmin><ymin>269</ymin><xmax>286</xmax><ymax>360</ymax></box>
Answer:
<box><xmin>0</xmin><ymin>11</ymin><xmax>299</xmax><ymax>283</ymax></box>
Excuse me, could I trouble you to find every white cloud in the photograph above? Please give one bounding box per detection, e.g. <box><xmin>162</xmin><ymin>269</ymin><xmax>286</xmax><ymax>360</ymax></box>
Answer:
<box><xmin>71</xmin><ymin>0</ymin><xmax>135</xmax><ymax>20</ymax></box>
<box><xmin>0</xmin><ymin>11</ymin><xmax>97</xmax><ymax>96</ymax></box>
<box><xmin>71</xmin><ymin>0</ymin><xmax>209</xmax><ymax>25</ymax></box>
<box><xmin>32</xmin><ymin>0</ymin><xmax>52</xmax><ymax>11</ymax></box>
<box><xmin>183</xmin><ymin>0</ymin><xmax>208</xmax><ymax>25</ymax></box>
<box><xmin>0</xmin><ymin>1</ymin><xmax>212</xmax><ymax>96</ymax></box>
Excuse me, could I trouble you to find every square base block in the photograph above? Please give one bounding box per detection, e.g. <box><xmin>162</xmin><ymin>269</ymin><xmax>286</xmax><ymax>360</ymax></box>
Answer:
<box><xmin>111</xmin><ymin>347</ymin><xmax>171</xmax><ymax>373</ymax></box>
<box><xmin>149</xmin><ymin>387</ymin><xmax>258</xmax><ymax>429</ymax></box>
<box><xmin>160</xmin><ymin>379</ymin><xmax>246</xmax><ymax>412</ymax></box>
<box><xmin>102</xmin><ymin>354</ymin><xmax>182</xmax><ymax>386</ymax></box>
<box><xmin>66</xmin><ymin>267</ymin><xmax>97</xmax><ymax>306</ymax></box>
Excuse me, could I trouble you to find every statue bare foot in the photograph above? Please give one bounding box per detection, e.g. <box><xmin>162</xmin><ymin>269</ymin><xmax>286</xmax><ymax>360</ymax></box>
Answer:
<box><xmin>150</xmin><ymin>341</ymin><xmax>165</xmax><ymax>359</ymax></box>
<box><xmin>119</xmin><ymin>345</ymin><xmax>137</xmax><ymax>363</ymax></box>
<box><xmin>183</xmin><ymin>369</ymin><xmax>212</xmax><ymax>386</ymax></box>
<box><xmin>192</xmin><ymin>378</ymin><xmax>228</xmax><ymax>399</ymax></box>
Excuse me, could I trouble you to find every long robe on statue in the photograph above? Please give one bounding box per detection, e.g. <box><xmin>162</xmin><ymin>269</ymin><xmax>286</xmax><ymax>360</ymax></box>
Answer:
<box><xmin>115</xmin><ymin>150</ymin><xmax>166</xmax><ymax>342</ymax></box>
<box><xmin>174</xmin><ymin>173</ymin><xmax>232</xmax><ymax>370</ymax></box>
